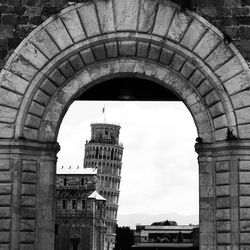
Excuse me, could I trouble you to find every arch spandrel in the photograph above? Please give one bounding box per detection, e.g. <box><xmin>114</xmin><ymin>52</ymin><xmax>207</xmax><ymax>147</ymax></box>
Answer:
<box><xmin>0</xmin><ymin>0</ymin><xmax>249</xmax><ymax>143</ymax></box>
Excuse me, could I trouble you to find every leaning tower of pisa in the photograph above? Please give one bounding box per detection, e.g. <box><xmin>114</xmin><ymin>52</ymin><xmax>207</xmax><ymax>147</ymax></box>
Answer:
<box><xmin>83</xmin><ymin>122</ymin><xmax>123</xmax><ymax>250</ymax></box>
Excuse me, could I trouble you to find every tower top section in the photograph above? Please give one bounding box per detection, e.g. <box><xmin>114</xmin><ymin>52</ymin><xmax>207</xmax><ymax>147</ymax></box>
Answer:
<box><xmin>89</xmin><ymin>123</ymin><xmax>121</xmax><ymax>146</ymax></box>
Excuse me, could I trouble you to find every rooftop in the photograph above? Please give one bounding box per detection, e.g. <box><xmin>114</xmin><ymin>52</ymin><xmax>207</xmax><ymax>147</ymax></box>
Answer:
<box><xmin>57</xmin><ymin>166</ymin><xmax>97</xmax><ymax>175</ymax></box>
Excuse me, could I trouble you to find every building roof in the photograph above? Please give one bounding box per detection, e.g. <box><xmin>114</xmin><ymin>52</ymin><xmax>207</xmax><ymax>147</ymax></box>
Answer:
<box><xmin>57</xmin><ymin>167</ymin><xmax>97</xmax><ymax>175</ymax></box>
<box><xmin>88</xmin><ymin>190</ymin><xmax>106</xmax><ymax>201</ymax></box>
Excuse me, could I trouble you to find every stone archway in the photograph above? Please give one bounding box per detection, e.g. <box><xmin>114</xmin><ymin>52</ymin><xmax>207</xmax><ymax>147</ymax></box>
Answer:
<box><xmin>0</xmin><ymin>0</ymin><xmax>250</xmax><ymax>249</ymax></box>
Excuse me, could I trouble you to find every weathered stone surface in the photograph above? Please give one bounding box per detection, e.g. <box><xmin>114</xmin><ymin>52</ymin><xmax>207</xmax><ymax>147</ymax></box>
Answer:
<box><xmin>153</xmin><ymin>3</ymin><xmax>174</xmax><ymax>37</ymax></box>
<box><xmin>78</xmin><ymin>3</ymin><xmax>101</xmax><ymax>37</ymax></box>
<box><xmin>45</xmin><ymin>18</ymin><xmax>73</xmax><ymax>51</ymax></box>
<box><xmin>216</xmin><ymin>172</ymin><xmax>230</xmax><ymax>185</ymax></box>
<box><xmin>61</xmin><ymin>9</ymin><xmax>86</xmax><ymax>43</ymax></box>
<box><xmin>80</xmin><ymin>48</ymin><xmax>95</xmax><ymax>65</ymax></box>
<box><xmin>216</xmin><ymin>185</ymin><xmax>230</xmax><ymax>196</ymax></box>
<box><xmin>118</xmin><ymin>41</ymin><xmax>137</xmax><ymax>57</ymax></box>
<box><xmin>96</xmin><ymin>0</ymin><xmax>115</xmax><ymax>33</ymax></box>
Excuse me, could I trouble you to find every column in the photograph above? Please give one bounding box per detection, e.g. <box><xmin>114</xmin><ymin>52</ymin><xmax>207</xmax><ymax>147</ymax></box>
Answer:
<box><xmin>0</xmin><ymin>139</ymin><xmax>59</xmax><ymax>250</ymax></box>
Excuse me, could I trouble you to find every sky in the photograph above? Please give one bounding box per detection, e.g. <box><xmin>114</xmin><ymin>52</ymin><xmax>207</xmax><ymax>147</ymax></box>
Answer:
<box><xmin>57</xmin><ymin>101</ymin><xmax>199</xmax><ymax>222</ymax></box>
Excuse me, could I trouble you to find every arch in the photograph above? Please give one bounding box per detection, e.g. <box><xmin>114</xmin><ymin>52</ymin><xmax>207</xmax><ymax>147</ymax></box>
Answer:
<box><xmin>0</xmin><ymin>0</ymin><xmax>249</xmax><ymax>144</ymax></box>
<box><xmin>0</xmin><ymin>0</ymin><xmax>250</xmax><ymax>249</ymax></box>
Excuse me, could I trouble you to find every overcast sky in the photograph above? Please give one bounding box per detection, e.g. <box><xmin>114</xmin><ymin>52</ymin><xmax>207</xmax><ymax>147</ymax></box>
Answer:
<box><xmin>57</xmin><ymin>101</ymin><xmax>199</xmax><ymax>221</ymax></box>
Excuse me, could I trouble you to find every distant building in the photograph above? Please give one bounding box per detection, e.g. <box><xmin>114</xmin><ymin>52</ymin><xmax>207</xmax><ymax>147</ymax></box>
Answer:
<box><xmin>55</xmin><ymin>122</ymin><xmax>123</xmax><ymax>250</ymax></box>
<box><xmin>133</xmin><ymin>225</ymin><xmax>199</xmax><ymax>250</ymax></box>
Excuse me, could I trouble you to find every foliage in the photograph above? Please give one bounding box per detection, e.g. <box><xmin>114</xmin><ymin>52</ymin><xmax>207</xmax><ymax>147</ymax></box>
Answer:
<box><xmin>151</xmin><ymin>220</ymin><xmax>178</xmax><ymax>226</ymax></box>
<box><xmin>115</xmin><ymin>225</ymin><xmax>134</xmax><ymax>250</ymax></box>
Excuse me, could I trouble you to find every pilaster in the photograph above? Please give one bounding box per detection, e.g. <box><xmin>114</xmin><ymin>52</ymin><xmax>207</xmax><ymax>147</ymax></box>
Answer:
<box><xmin>0</xmin><ymin>139</ymin><xmax>59</xmax><ymax>250</ymax></box>
<box><xmin>196</xmin><ymin>140</ymin><xmax>250</xmax><ymax>250</ymax></box>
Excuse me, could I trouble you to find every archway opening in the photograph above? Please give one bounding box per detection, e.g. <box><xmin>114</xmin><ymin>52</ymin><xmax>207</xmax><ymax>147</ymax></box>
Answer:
<box><xmin>56</xmin><ymin>77</ymin><xmax>199</xmax><ymax>249</ymax></box>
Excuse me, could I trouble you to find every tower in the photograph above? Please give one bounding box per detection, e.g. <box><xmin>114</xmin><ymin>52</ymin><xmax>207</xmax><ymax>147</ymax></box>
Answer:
<box><xmin>83</xmin><ymin>123</ymin><xmax>123</xmax><ymax>250</ymax></box>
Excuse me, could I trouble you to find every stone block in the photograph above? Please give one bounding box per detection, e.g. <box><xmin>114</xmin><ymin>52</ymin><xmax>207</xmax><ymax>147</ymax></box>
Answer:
<box><xmin>21</xmin><ymin>184</ymin><xmax>36</xmax><ymax>196</ymax></box>
<box><xmin>61</xmin><ymin>9</ymin><xmax>86</xmax><ymax>43</ymax></box>
<box><xmin>33</xmin><ymin>89</ymin><xmax>50</xmax><ymax>106</ymax></box>
<box><xmin>197</xmin><ymin>80</ymin><xmax>213</xmax><ymax>96</ymax></box>
<box><xmin>209</xmin><ymin>102</ymin><xmax>225</xmax><ymax>119</ymax></box>
<box><xmin>240</xmin><ymin>208</ymin><xmax>250</xmax><ymax>220</ymax></box>
<box><xmin>21</xmin><ymin>196</ymin><xmax>35</xmax><ymax>207</ymax></box>
<box><xmin>204</xmin><ymin>90</ymin><xmax>221</xmax><ymax>107</ymax></box>
<box><xmin>20</xmin><ymin>207</ymin><xmax>35</xmax><ymax>219</ymax></box>
<box><xmin>20</xmin><ymin>219</ymin><xmax>35</xmax><ymax>231</ymax></box>
<box><xmin>240</xmin><ymin>184</ymin><xmax>250</xmax><ymax>195</ymax></box>
<box><xmin>217</xmin><ymin>221</ymin><xmax>231</xmax><ymax>232</ymax></box>
<box><xmin>92</xmin><ymin>44</ymin><xmax>106</xmax><ymax>61</ymax></box>
<box><xmin>239</xmin><ymin>161</ymin><xmax>250</xmax><ymax>171</ymax></box>
<box><xmin>217</xmin><ymin>233</ymin><xmax>231</xmax><ymax>244</ymax></box>
<box><xmin>200</xmin><ymin>197</ymin><xmax>214</xmax><ymax>209</ymax></box>
<box><xmin>23</xmin><ymin>127</ymin><xmax>38</xmax><ymax>141</ymax></box>
<box><xmin>168</xmin><ymin>11</ymin><xmax>191</xmax><ymax>42</ymax></box>
<box><xmin>216</xmin><ymin>185</ymin><xmax>230</xmax><ymax>196</ymax></box>
<box><xmin>217</xmin><ymin>197</ymin><xmax>231</xmax><ymax>208</ymax></box>
<box><xmin>216</xmin><ymin>56</ymin><xmax>243</xmax><ymax>83</ymax></box>
<box><xmin>0</xmin><ymin>69</ymin><xmax>29</xmax><ymax>94</ymax></box>
<box><xmin>240</xmin><ymin>172</ymin><xmax>250</xmax><ymax>183</ymax></box>
<box><xmin>69</xmin><ymin>53</ymin><xmax>84</xmax><ymax>72</ymax></box>
<box><xmin>113</xmin><ymin>0</ymin><xmax>139</xmax><ymax>31</ymax></box>
<box><xmin>0</xmin><ymin>183</ymin><xmax>11</xmax><ymax>195</ymax></box>
<box><xmin>105</xmin><ymin>42</ymin><xmax>118</xmax><ymax>58</ymax></box>
<box><xmin>80</xmin><ymin>48</ymin><xmax>95</xmax><ymax>65</ymax></box>
<box><xmin>29</xmin><ymin>101</ymin><xmax>45</xmax><ymax>118</ymax></box>
<box><xmin>200</xmin><ymin>185</ymin><xmax>214</xmax><ymax>197</ymax></box>
<box><xmin>213</xmin><ymin>115</ymin><xmax>228</xmax><ymax>129</ymax></box>
<box><xmin>78</xmin><ymin>3</ymin><xmax>101</xmax><ymax>37</ymax></box>
<box><xmin>31</xmin><ymin>29</ymin><xmax>60</xmax><ymax>59</ymax></box>
<box><xmin>189</xmin><ymin>69</ymin><xmax>205</xmax><ymax>87</ymax></box>
<box><xmin>0</xmin><ymin>219</ymin><xmax>10</xmax><ymax>230</ymax></box>
<box><xmin>8</xmin><ymin>55</ymin><xmax>38</xmax><ymax>82</ymax></box>
<box><xmin>170</xmin><ymin>54</ymin><xmax>185</xmax><ymax>72</ymax></box>
<box><xmin>22</xmin><ymin>172</ymin><xmax>36</xmax><ymax>184</ymax></box>
<box><xmin>205</xmin><ymin>43</ymin><xmax>233</xmax><ymax>70</ymax></box>
<box><xmin>0</xmin><ymin>123</ymin><xmax>14</xmax><ymax>139</ymax></box>
<box><xmin>0</xmin><ymin>195</ymin><xmax>11</xmax><ymax>206</ymax></box>
<box><xmin>19</xmin><ymin>42</ymin><xmax>48</xmax><ymax>69</ymax></box>
<box><xmin>0</xmin><ymin>105</ymin><xmax>17</xmax><ymax>124</ymax></box>
<box><xmin>0</xmin><ymin>207</ymin><xmax>10</xmax><ymax>218</ymax></box>
<box><xmin>58</xmin><ymin>61</ymin><xmax>74</xmax><ymax>79</ymax></box>
<box><xmin>232</xmin><ymin>90</ymin><xmax>250</xmax><ymax>110</ymax></box>
<box><xmin>0</xmin><ymin>87</ymin><xmax>22</xmax><ymax>109</ymax></box>
<box><xmin>25</xmin><ymin>114</ymin><xmax>41</xmax><ymax>129</ymax></box>
<box><xmin>200</xmin><ymin>208</ymin><xmax>214</xmax><ymax>221</ymax></box>
<box><xmin>241</xmin><ymin>232</ymin><xmax>250</xmax><ymax>244</ymax></box>
<box><xmin>180</xmin><ymin>61</ymin><xmax>196</xmax><ymax>79</ymax></box>
<box><xmin>194</xmin><ymin>30</ymin><xmax>221</xmax><ymax>59</ymax></box>
<box><xmin>137</xmin><ymin>41</ymin><xmax>149</xmax><ymax>58</ymax></box>
<box><xmin>199</xmin><ymin>162</ymin><xmax>213</xmax><ymax>174</ymax></box>
<box><xmin>96</xmin><ymin>0</ymin><xmax>115</xmax><ymax>33</ymax></box>
<box><xmin>240</xmin><ymin>197</ymin><xmax>250</xmax><ymax>207</ymax></box>
<box><xmin>236</xmin><ymin>107</ymin><xmax>250</xmax><ymax>125</ymax></box>
<box><xmin>239</xmin><ymin>124</ymin><xmax>250</xmax><ymax>139</ymax></box>
<box><xmin>181</xmin><ymin>19</ymin><xmax>206</xmax><ymax>50</ymax></box>
<box><xmin>40</xmin><ymin>79</ymin><xmax>57</xmax><ymax>96</ymax></box>
<box><xmin>20</xmin><ymin>232</ymin><xmax>35</xmax><ymax>243</ymax></box>
<box><xmin>159</xmin><ymin>48</ymin><xmax>174</xmax><ymax>65</ymax></box>
<box><xmin>138</xmin><ymin>0</ymin><xmax>157</xmax><ymax>33</ymax></box>
<box><xmin>118</xmin><ymin>41</ymin><xmax>137</xmax><ymax>57</ymax></box>
<box><xmin>45</xmin><ymin>18</ymin><xmax>73</xmax><ymax>51</ymax></box>
<box><xmin>0</xmin><ymin>171</ymin><xmax>11</xmax><ymax>183</ymax></box>
<box><xmin>200</xmin><ymin>222</ymin><xmax>214</xmax><ymax>233</ymax></box>
<box><xmin>153</xmin><ymin>3</ymin><xmax>174</xmax><ymax>37</ymax></box>
<box><xmin>0</xmin><ymin>232</ymin><xmax>9</xmax><ymax>243</ymax></box>
<box><xmin>200</xmin><ymin>173</ymin><xmax>214</xmax><ymax>186</ymax></box>
<box><xmin>22</xmin><ymin>161</ymin><xmax>36</xmax><ymax>172</ymax></box>
<box><xmin>200</xmin><ymin>233</ymin><xmax>214</xmax><ymax>245</ymax></box>
<box><xmin>240</xmin><ymin>220</ymin><xmax>250</xmax><ymax>231</ymax></box>
<box><xmin>148</xmin><ymin>44</ymin><xmax>161</xmax><ymax>61</ymax></box>
<box><xmin>216</xmin><ymin>172</ymin><xmax>230</xmax><ymax>185</ymax></box>
<box><xmin>20</xmin><ymin>244</ymin><xmax>35</xmax><ymax>250</ymax></box>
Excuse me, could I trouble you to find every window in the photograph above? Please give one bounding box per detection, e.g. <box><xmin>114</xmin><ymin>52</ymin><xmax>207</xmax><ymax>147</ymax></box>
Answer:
<box><xmin>72</xmin><ymin>200</ymin><xmax>76</xmax><ymax>210</ymax></box>
<box><xmin>81</xmin><ymin>178</ymin><xmax>84</xmax><ymax>186</ymax></box>
<box><xmin>63</xmin><ymin>177</ymin><xmax>67</xmax><ymax>186</ymax></box>
<box><xmin>62</xmin><ymin>200</ymin><xmax>67</xmax><ymax>209</ymax></box>
<box><xmin>82</xmin><ymin>200</ymin><xmax>86</xmax><ymax>209</ymax></box>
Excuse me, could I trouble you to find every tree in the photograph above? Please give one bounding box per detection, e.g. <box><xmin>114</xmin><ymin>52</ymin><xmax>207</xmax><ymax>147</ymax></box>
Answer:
<box><xmin>151</xmin><ymin>220</ymin><xmax>178</xmax><ymax>226</ymax></box>
<box><xmin>115</xmin><ymin>225</ymin><xmax>134</xmax><ymax>250</ymax></box>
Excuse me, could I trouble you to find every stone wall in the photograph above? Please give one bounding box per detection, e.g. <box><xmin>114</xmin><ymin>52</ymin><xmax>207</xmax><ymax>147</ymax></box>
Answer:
<box><xmin>1</xmin><ymin>0</ymin><xmax>250</xmax><ymax>69</ymax></box>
